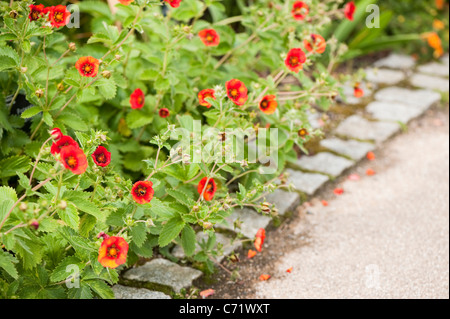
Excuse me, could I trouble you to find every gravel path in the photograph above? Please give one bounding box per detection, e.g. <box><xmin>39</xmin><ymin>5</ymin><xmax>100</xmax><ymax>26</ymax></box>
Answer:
<box><xmin>250</xmin><ymin>109</ymin><xmax>449</xmax><ymax>299</ymax></box>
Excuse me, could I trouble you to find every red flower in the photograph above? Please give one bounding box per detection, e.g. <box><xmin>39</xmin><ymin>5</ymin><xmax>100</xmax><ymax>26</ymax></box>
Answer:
<box><xmin>92</xmin><ymin>146</ymin><xmax>111</xmax><ymax>167</ymax></box>
<box><xmin>286</xmin><ymin>267</ymin><xmax>293</xmax><ymax>273</ymax></box>
<box><xmin>334</xmin><ymin>188</ymin><xmax>344</xmax><ymax>195</ymax></box>
<box><xmin>366</xmin><ymin>151</ymin><xmax>376</xmax><ymax>161</ymax></box>
<box><xmin>247</xmin><ymin>249</ymin><xmax>257</xmax><ymax>259</ymax></box>
<box><xmin>118</xmin><ymin>0</ymin><xmax>134</xmax><ymax>4</ymax></box>
<box><xmin>254</xmin><ymin>228</ymin><xmax>266</xmax><ymax>252</ymax></box>
<box><xmin>75</xmin><ymin>56</ymin><xmax>99</xmax><ymax>78</ymax></box>
<box><xmin>130</xmin><ymin>88</ymin><xmax>145</xmax><ymax>109</ymax></box>
<box><xmin>197</xmin><ymin>177</ymin><xmax>217</xmax><ymax>201</ymax></box>
<box><xmin>131</xmin><ymin>181</ymin><xmax>154</xmax><ymax>204</ymax></box>
<box><xmin>259</xmin><ymin>95</ymin><xmax>278</xmax><ymax>115</ymax></box>
<box><xmin>321</xmin><ymin>200</ymin><xmax>329</xmax><ymax>207</ymax></box>
<box><xmin>259</xmin><ymin>274</ymin><xmax>271</xmax><ymax>281</ymax></box>
<box><xmin>159</xmin><ymin>108</ymin><xmax>170</xmax><ymax>118</ymax></box>
<box><xmin>60</xmin><ymin>145</ymin><xmax>88</xmax><ymax>175</ymax></box>
<box><xmin>226</xmin><ymin>79</ymin><xmax>248</xmax><ymax>106</ymax></box>
<box><xmin>353</xmin><ymin>83</ymin><xmax>364</xmax><ymax>98</ymax></box>
<box><xmin>285</xmin><ymin>48</ymin><xmax>307</xmax><ymax>73</ymax></box>
<box><xmin>50</xmin><ymin>128</ymin><xmax>63</xmax><ymax>141</ymax></box>
<box><xmin>198</xmin><ymin>89</ymin><xmax>216</xmax><ymax>108</ymax></box>
<box><xmin>48</xmin><ymin>5</ymin><xmax>70</xmax><ymax>28</ymax></box>
<box><xmin>304</xmin><ymin>34</ymin><xmax>327</xmax><ymax>54</ymax></box>
<box><xmin>98</xmin><ymin>236</ymin><xmax>129</xmax><ymax>269</ymax></box>
<box><xmin>165</xmin><ymin>0</ymin><xmax>182</xmax><ymax>8</ymax></box>
<box><xmin>199</xmin><ymin>289</ymin><xmax>215</xmax><ymax>299</ymax></box>
<box><xmin>291</xmin><ymin>1</ymin><xmax>309</xmax><ymax>20</ymax></box>
<box><xmin>199</xmin><ymin>29</ymin><xmax>220</xmax><ymax>47</ymax></box>
<box><xmin>366</xmin><ymin>168</ymin><xmax>376</xmax><ymax>176</ymax></box>
<box><xmin>344</xmin><ymin>1</ymin><xmax>356</xmax><ymax>21</ymax></box>
<box><xmin>51</xmin><ymin>135</ymin><xmax>79</xmax><ymax>155</ymax></box>
<box><xmin>29</xmin><ymin>4</ymin><xmax>47</xmax><ymax>21</ymax></box>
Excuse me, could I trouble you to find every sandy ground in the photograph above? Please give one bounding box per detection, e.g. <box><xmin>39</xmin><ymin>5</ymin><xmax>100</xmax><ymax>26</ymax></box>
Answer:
<box><xmin>208</xmin><ymin>106</ymin><xmax>449</xmax><ymax>299</ymax></box>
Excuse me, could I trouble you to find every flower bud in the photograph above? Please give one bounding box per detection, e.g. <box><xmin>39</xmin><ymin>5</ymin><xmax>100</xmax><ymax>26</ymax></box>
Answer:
<box><xmin>57</xmin><ymin>82</ymin><xmax>65</xmax><ymax>91</ymax></box>
<box><xmin>50</xmin><ymin>128</ymin><xmax>63</xmax><ymax>141</ymax></box>
<box><xmin>29</xmin><ymin>220</ymin><xmax>39</xmax><ymax>230</ymax></box>
<box><xmin>97</xmin><ymin>231</ymin><xmax>110</xmax><ymax>240</ymax></box>
<box><xmin>115</xmin><ymin>54</ymin><xmax>121</xmax><ymax>61</ymax></box>
<box><xmin>101</xmin><ymin>70</ymin><xmax>111</xmax><ymax>79</ymax></box>
<box><xmin>192</xmin><ymin>205</ymin><xmax>200</xmax><ymax>212</ymax></box>
<box><xmin>202</xmin><ymin>221</ymin><xmax>213</xmax><ymax>230</ymax></box>
<box><xmin>59</xmin><ymin>200</ymin><xmax>67</xmax><ymax>210</ymax></box>
<box><xmin>19</xmin><ymin>202</ymin><xmax>28</xmax><ymax>211</ymax></box>
<box><xmin>68</xmin><ymin>42</ymin><xmax>76</xmax><ymax>51</ymax></box>
<box><xmin>261</xmin><ymin>202</ymin><xmax>272</xmax><ymax>214</ymax></box>
<box><xmin>9</xmin><ymin>10</ymin><xmax>18</xmax><ymax>19</ymax></box>
<box><xmin>20</xmin><ymin>67</ymin><xmax>28</xmax><ymax>73</ymax></box>
<box><xmin>35</xmin><ymin>89</ymin><xmax>44</xmax><ymax>98</ymax></box>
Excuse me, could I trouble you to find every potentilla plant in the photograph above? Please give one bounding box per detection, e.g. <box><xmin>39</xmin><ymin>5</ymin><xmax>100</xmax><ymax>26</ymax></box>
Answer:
<box><xmin>0</xmin><ymin>0</ymin><xmax>358</xmax><ymax>298</ymax></box>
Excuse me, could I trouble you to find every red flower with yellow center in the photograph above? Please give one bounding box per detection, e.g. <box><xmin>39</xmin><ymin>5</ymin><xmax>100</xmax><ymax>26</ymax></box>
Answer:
<box><xmin>285</xmin><ymin>48</ymin><xmax>307</xmax><ymax>73</ymax></box>
<box><xmin>165</xmin><ymin>0</ymin><xmax>182</xmax><ymax>8</ymax></box>
<box><xmin>98</xmin><ymin>236</ymin><xmax>129</xmax><ymax>269</ymax></box>
<box><xmin>159</xmin><ymin>108</ymin><xmax>170</xmax><ymax>118</ymax></box>
<box><xmin>304</xmin><ymin>34</ymin><xmax>327</xmax><ymax>54</ymax></box>
<box><xmin>92</xmin><ymin>146</ymin><xmax>111</xmax><ymax>167</ymax></box>
<box><xmin>197</xmin><ymin>177</ymin><xmax>217</xmax><ymax>201</ymax></box>
<box><xmin>130</xmin><ymin>88</ymin><xmax>145</xmax><ymax>109</ymax></box>
<box><xmin>131</xmin><ymin>181</ymin><xmax>154</xmax><ymax>204</ymax></box>
<box><xmin>344</xmin><ymin>1</ymin><xmax>356</xmax><ymax>21</ymax></box>
<box><xmin>259</xmin><ymin>95</ymin><xmax>278</xmax><ymax>115</ymax></box>
<box><xmin>48</xmin><ymin>5</ymin><xmax>70</xmax><ymax>28</ymax></box>
<box><xmin>75</xmin><ymin>56</ymin><xmax>99</xmax><ymax>78</ymax></box>
<box><xmin>29</xmin><ymin>4</ymin><xmax>47</xmax><ymax>21</ymax></box>
<box><xmin>198</xmin><ymin>29</ymin><xmax>220</xmax><ymax>47</ymax></box>
<box><xmin>291</xmin><ymin>1</ymin><xmax>309</xmax><ymax>20</ymax></box>
<box><xmin>353</xmin><ymin>83</ymin><xmax>364</xmax><ymax>98</ymax></box>
<box><xmin>51</xmin><ymin>135</ymin><xmax>79</xmax><ymax>155</ymax></box>
<box><xmin>226</xmin><ymin>79</ymin><xmax>248</xmax><ymax>106</ymax></box>
<box><xmin>198</xmin><ymin>89</ymin><xmax>216</xmax><ymax>108</ymax></box>
<box><xmin>298</xmin><ymin>128</ymin><xmax>309</xmax><ymax>138</ymax></box>
<box><xmin>60</xmin><ymin>145</ymin><xmax>88</xmax><ymax>175</ymax></box>
<box><xmin>254</xmin><ymin>228</ymin><xmax>266</xmax><ymax>252</ymax></box>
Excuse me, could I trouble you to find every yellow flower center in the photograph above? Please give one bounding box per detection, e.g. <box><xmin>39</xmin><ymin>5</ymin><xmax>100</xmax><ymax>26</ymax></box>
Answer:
<box><xmin>136</xmin><ymin>185</ymin><xmax>147</xmax><ymax>197</ymax></box>
<box><xmin>108</xmin><ymin>246</ymin><xmax>118</xmax><ymax>258</ymax></box>
<box><xmin>96</xmin><ymin>153</ymin><xmax>106</xmax><ymax>163</ymax></box>
<box><xmin>230</xmin><ymin>89</ymin><xmax>238</xmax><ymax>97</ymax></box>
<box><xmin>260</xmin><ymin>100</ymin><xmax>268</xmax><ymax>109</ymax></box>
<box><xmin>290</xmin><ymin>56</ymin><xmax>299</xmax><ymax>65</ymax></box>
<box><xmin>65</xmin><ymin>156</ymin><xmax>77</xmax><ymax>168</ymax></box>
<box><xmin>54</xmin><ymin>12</ymin><xmax>64</xmax><ymax>22</ymax></box>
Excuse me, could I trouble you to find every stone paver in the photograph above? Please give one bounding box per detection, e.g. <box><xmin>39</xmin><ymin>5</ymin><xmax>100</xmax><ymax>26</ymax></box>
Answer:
<box><xmin>172</xmin><ymin>232</ymin><xmax>242</xmax><ymax>262</ymax></box>
<box><xmin>338</xmin><ymin>81</ymin><xmax>374</xmax><ymax>105</ymax></box>
<box><xmin>410</xmin><ymin>73</ymin><xmax>449</xmax><ymax>92</ymax></box>
<box><xmin>374</xmin><ymin>87</ymin><xmax>441</xmax><ymax>112</ymax></box>
<box><xmin>123</xmin><ymin>258</ymin><xmax>203</xmax><ymax>293</ymax></box>
<box><xmin>285</xmin><ymin>169</ymin><xmax>329</xmax><ymax>195</ymax></box>
<box><xmin>218</xmin><ymin>208</ymin><xmax>271</xmax><ymax>239</ymax></box>
<box><xmin>294</xmin><ymin>152</ymin><xmax>354</xmax><ymax>177</ymax></box>
<box><xmin>441</xmin><ymin>54</ymin><xmax>449</xmax><ymax>67</ymax></box>
<box><xmin>320</xmin><ymin>138</ymin><xmax>375</xmax><ymax>161</ymax></box>
<box><xmin>365</xmin><ymin>68</ymin><xmax>406</xmax><ymax>85</ymax></box>
<box><xmin>262</xmin><ymin>189</ymin><xmax>301</xmax><ymax>216</ymax></box>
<box><xmin>373</xmin><ymin>53</ymin><xmax>416</xmax><ymax>70</ymax></box>
<box><xmin>417</xmin><ymin>62</ymin><xmax>449</xmax><ymax>78</ymax></box>
<box><xmin>335</xmin><ymin>115</ymin><xmax>400</xmax><ymax>143</ymax></box>
<box><xmin>366</xmin><ymin>101</ymin><xmax>424</xmax><ymax>123</ymax></box>
<box><xmin>112</xmin><ymin>285</ymin><xmax>171</xmax><ymax>299</ymax></box>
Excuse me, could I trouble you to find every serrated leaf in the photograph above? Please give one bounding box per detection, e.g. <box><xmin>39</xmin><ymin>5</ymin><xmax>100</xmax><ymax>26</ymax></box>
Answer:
<box><xmin>130</xmin><ymin>223</ymin><xmax>147</xmax><ymax>247</ymax></box>
<box><xmin>94</xmin><ymin>78</ymin><xmax>117</xmax><ymax>100</ymax></box>
<box><xmin>21</xmin><ymin>106</ymin><xmax>42</xmax><ymax>119</ymax></box>
<box><xmin>50</xmin><ymin>256</ymin><xmax>85</xmax><ymax>283</ymax></box>
<box><xmin>0</xmin><ymin>156</ymin><xmax>31</xmax><ymax>179</ymax></box>
<box><xmin>149</xmin><ymin>198</ymin><xmax>177</xmax><ymax>219</ymax></box>
<box><xmin>68</xmin><ymin>282</ymin><xmax>93</xmax><ymax>299</ymax></box>
<box><xmin>159</xmin><ymin>215</ymin><xmax>185</xmax><ymax>247</ymax></box>
<box><xmin>0</xmin><ymin>251</ymin><xmax>18</xmax><ymax>279</ymax></box>
<box><xmin>57</xmin><ymin>204</ymin><xmax>80</xmax><ymax>230</ymax></box>
<box><xmin>126</xmin><ymin>110</ymin><xmax>153</xmax><ymax>129</ymax></box>
<box><xmin>181</xmin><ymin>225</ymin><xmax>196</xmax><ymax>257</ymax></box>
<box><xmin>69</xmin><ymin>197</ymin><xmax>105</xmax><ymax>222</ymax></box>
<box><xmin>86</xmin><ymin>279</ymin><xmax>114</xmax><ymax>299</ymax></box>
<box><xmin>166</xmin><ymin>188</ymin><xmax>193</xmax><ymax>207</ymax></box>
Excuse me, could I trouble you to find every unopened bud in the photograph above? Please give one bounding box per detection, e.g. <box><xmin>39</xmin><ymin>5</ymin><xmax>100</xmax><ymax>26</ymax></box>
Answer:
<box><xmin>261</xmin><ymin>202</ymin><xmax>272</xmax><ymax>214</ymax></box>
<box><xmin>59</xmin><ymin>200</ymin><xmax>67</xmax><ymax>210</ymax></box>
<box><xmin>101</xmin><ymin>70</ymin><xmax>111</xmax><ymax>79</ymax></box>
<box><xmin>202</xmin><ymin>221</ymin><xmax>213</xmax><ymax>230</ymax></box>
<box><xmin>35</xmin><ymin>89</ymin><xmax>44</xmax><ymax>98</ymax></box>
<box><xmin>9</xmin><ymin>10</ymin><xmax>18</xmax><ymax>19</ymax></box>
<box><xmin>192</xmin><ymin>205</ymin><xmax>200</xmax><ymax>212</ymax></box>
<box><xmin>68</xmin><ymin>42</ymin><xmax>76</xmax><ymax>51</ymax></box>
<box><xmin>19</xmin><ymin>202</ymin><xmax>28</xmax><ymax>211</ymax></box>
<box><xmin>115</xmin><ymin>54</ymin><xmax>121</xmax><ymax>61</ymax></box>
<box><xmin>57</xmin><ymin>82</ymin><xmax>65</xmax><ymax>91</ymax></box>
<box><xmin>97</xmin><ymin>231</ymin><xmax>110</xmax><ymax>240</ymax></box>
<box><xmin>20</xmin><ymin>67</ymin><xmax>28</xmax><ymax>73</ymax></box>
<box><xmin>29</xmin><ymin>220</ymin><xmax>39</xmax><ymax>230</ymax></box>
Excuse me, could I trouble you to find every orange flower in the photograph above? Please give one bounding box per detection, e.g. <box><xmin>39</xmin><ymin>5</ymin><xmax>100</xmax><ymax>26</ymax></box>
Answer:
<box><xmin>286</xmin><ymin>267</ymin><xmax>293</xmax><ymax>273</ymax></box>
<box><xmin>353</xmin><ymin>83</ymin><xmax>364</xmax><ymax>98</ymax></box>
<box><xmin>130</xmin><ymin>88</ymin><xmax>145</xmax><ymax>109</ymax></box>
<box><xmin>198</xmin><ymin>89</ymin><xmax>216</xmax><ymax>108</ymax></box>
<box><xmin>48</xmin><ymin>5</ymin><xmax>70</xmax><ymax>28</ymax></box>
<box><xmin>433</xmin><ymin>19</ymin><xmax>445</xmax><ymax>31</ymax></box>
<box><xmin>254</xmin><ymin>228</ymin><xmax>266</xmax><ymax>252</ymax></box>
<box><xmin>197</xmin><ymin>177</ymin><xmax>217</xmax><ymax>201</ymax></box>
<box><xmin>29</xmin><ymin>4</ymin><xmax>48</xmax><ymax>21</ymax></box>
<box><xmin>118</xmin><ymin>0</ymin><xmax>134</xmax><ymax>5</ymax></box>
<box><xmin>291</xmin><ymin>1</ymin><xmax>309</xmax><ymax>20</ymax></box>
<box><xmin>75</xmin><ymin>56</ymin><xmax>99</xmax><ymax>78</ymax></box>
<box><xmin>92</xmin><ymin>146</ymin><xmax>111</xmax><ymax>167</ymax></box>
<box><xmin>366</xmin><ymin>168</ymin><xmax>376</xmax><ymax>176</ymax></box>
<box><xmin>60</xmin><ymin>145</ymin><xmax>88</xmax><ymax>175</ymax></box>
<box><xmin>334</xmin><ymin>188</ymin><xmax>344</xmax><ymax>195</ymax></box>
<box><xmin>298</xmin><ymin>128</ymin><xmax>309</xmax><ymax>138</ymax></box>
<box><xmin>200</xmin><ymin>289</ymin><xmax>215</xmax><ymax>299</ymax></box>
<box><xmin>165</xmin><ymin>0</ymin><xmax>182</xmax><ymax>8</ymax></box>
<box><xmin>199</xmin><ymin>29</ymin><xmax>220</xmax><ymax>47</ymax></box>
<box><xmin>344</xmin><ymin>1</ymin><xmax>356</xmax><ymax>21</ymax></box>
<box><xmin>285</xmin><ymin>48</ymin><xmax>307</xmax><ymax>73</ymax></box>
<box><xmin>366</xmin><ymin>151</ymin><xmax>376</xmax><ymax>161</ymax></box>
<box><xmin>304</xmin><ymin>34</ymin><xmax>327</xmax><ymax>54</ymax></box>
<box><xmin>321</xmin><ymin>200</ymin><xmax>329</xmax><ymax>207</ymax></box>
<box><xmin>436</xmin><ymin>0</ymin><xmax>445</xmax><ymax>10</ymax></box>
<box><xmin>226</xmin><ymin>79</ymin><xmax>248</xmax><ymax>106</ymax></box>
<box><xmin>259</xmin><ymin>274</ymin><xmax>271</xmax><ymax>281</ymax></box>
<box><xmin>424</xmin><ymin>32</ymin><xmax>444</xmax><ymax>58</ymax></box>
<box><xmin>259</xmin><ymin>95</ymin><xmax>278</xmax><ymax>114</ymax></box>
<box><xmin>247</xmin><ymin>249</ymin><xmax>257</xmax><ymax>259</ymax></box>
<box><xmin>98</xmin><ymin>236</ymin><xmax>129</xmax><ymax>269</ymax></box>
<box><xmin>131</xmin><ymin>181</ymin><xmax>154</xmax><ymax>204</ymax></box>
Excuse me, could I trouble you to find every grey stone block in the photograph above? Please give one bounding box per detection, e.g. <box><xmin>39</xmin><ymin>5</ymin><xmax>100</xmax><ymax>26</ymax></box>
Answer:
<box><xmin>374</xmin><ymin>87</ymin><xmax>441</xmax><ymax>111</ymax></box>
<box><xmin>320</xmin><ymin>138</ymin><xmax>375</xmax><ymax>161</ymax></box>
<box><xmin>365</xmin><ymin>68</ymin><xmax>406</xmax><ymax>85</ymax></box>
<box><xmin>218</xmin><ymin>208</ymin><xmax>271</xmax><ymax>239</ymax></box>
<box><xmin>123</xmin><ymin>258</ymin><xmax>203</xmax><ymax>293</ymax></box>
<box><xmin>366</xmin><ymin>101</ymin><xmax>424</xmax><ymax>123</ymax></box>
<box><xmin>294</xmin><ymin>152</ymin><xmax>354</xmax><ymax>177</ymax></box>
<box><xmin>373</xmin><ymin>53</ymin><xmax>416</xmax><ymax>70</ymax></box>
<box><xmin>335</xmin><ymin>115</ymin><xmax>400</xmax><ymax>143</ymax></box>
<box><xmin>172</xmin><ymin>232</ymin><xmax>242</xmax><ymax>262</ymax></box>
<box><xmin>262</xmin><ymin>189</ymin><xmax>301</xmax><ymax>216</ymax></box>
<box><xmin>441</xmin><ymin>54</ymin><xmax>449</xmax><ymax>67</ymax></box>
<box><xmin>112</xmin><ymin>285</ymin><xmax>171</xmax><ymax>299</ymax></box>
<box><xmin>410</xmin><ymin>73</ymin><xmax>449</xmax><ymax>92</ymax></box>
<box><xmin>417</xmin><ymin>62</ymin><xmax>449</xmax><ymax>78</ymax></box>
<box><xmin>285</xmin><ymin>169</ymin><xmax>329</xmax><ymax>195</ymax></box>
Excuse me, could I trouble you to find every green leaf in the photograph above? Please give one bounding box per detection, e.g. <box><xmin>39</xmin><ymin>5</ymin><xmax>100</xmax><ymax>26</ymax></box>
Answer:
<box><xmin>68</xmin><ymin>282</ymin><xmax>93</xmax><ymax>299</ymax></box>
<box><xmin>0</xmin><ymin>156</ymin><xmax>31</xmax><ymax>179</ymax></box>
<box><xmin>130</xmin><ymin>223</ymin><xmax>147</xmax><ymax>248</ymax></box>
<box><xmin>166</xmin><ymin>189</ymin><xmax>193</xmax><ymax>207</ymax></box>
<box><xmin>0</xmin><ymin>251</ymin><xmax>18</xmax><ymax>279</ymax></box>
<box><xmin>50</xmin><ymin>256</ymin><xmax>85</xmax><ymax>283</ymax></box>
<box><xmin>57</xmin><ymin>204</ymin><xmax>80</xmax><ymax>230</ymax></box>
<box><xmin>159</xmin><ymin>215</ymin><xmax>185</xmax><ymax>247</ymax></box>
<box><xmin>94</xmin><ymin>78</ymin><xmax>117</xmax><ymax>100</ymax></box>
<box><xmin>126</xmin><ymin>110</ymin><xmax>153</xmax><ymax>129</ymax></box>
<box><xmin>21</xmin><ymin>106</ymin><xmax>42</xmax><ymax>119</ymax></box>
<box><xmin>86</xmin><ymin>279</ymin><xmax>114</xmax><ymax>299</ymax></box>
<box><xmin>69</xmin><ymin>197</ymin><xmax>105</xmax><ymax>222</ymax></box>
<box><xmin>181</xmin><ymin>225</ymin><xmax>196</xmax><ymax>257</ymax></box>
<box><xmin>58</xmin><ymin>112</ymin><xmax>88</xmax><ymax>131</ymax></box>
<box><xmin>149</xmin><ymin>198</ymin><xmax>177</xmax><ymax>219</ymax></box>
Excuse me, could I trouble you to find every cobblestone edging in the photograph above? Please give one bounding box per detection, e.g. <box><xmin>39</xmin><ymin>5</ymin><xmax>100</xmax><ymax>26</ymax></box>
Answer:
<box><xmin>113</xmin><ymin>53</ymin><xmax>449</xmax><ymax>299</ymax></box>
